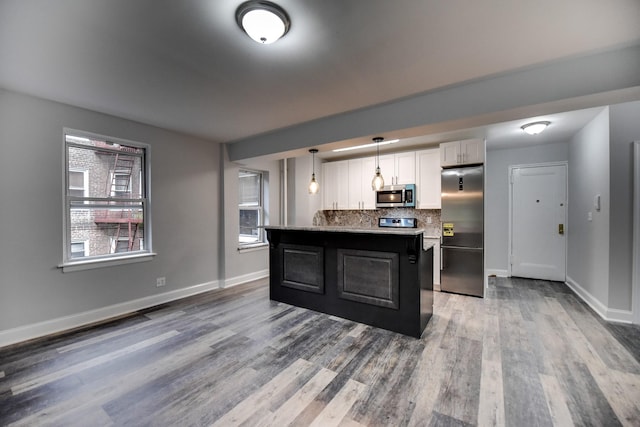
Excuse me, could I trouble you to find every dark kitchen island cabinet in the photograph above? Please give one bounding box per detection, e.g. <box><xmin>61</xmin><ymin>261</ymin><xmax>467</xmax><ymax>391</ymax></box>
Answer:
<box><xmin>265</xmin><ymin>226</ymin><xmax>433</xmax><ymax>338</ymax></box>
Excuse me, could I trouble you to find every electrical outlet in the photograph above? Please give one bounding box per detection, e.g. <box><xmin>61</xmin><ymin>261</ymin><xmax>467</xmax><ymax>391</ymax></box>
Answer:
<box><xmin>156</xmin><ymin>277</ymin><xmax>166</xmax><ymax>287</ymax></box>
<box><xmin>427</xmin><ymin>216</ymin><xmax>432</xmax><ymax>224</ymax></box>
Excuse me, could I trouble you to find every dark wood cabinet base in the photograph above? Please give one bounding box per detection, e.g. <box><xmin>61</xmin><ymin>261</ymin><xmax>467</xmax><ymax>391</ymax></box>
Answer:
<box><xmin>266</xmin><ymin>228</ymin><xmax>433</xmax><ymax>338</ymax></box>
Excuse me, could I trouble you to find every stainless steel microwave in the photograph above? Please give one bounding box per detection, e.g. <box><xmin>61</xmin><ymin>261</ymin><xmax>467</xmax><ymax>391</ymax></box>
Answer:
<box><xmin>376</xmin><ymin>184</ymin><xmax>416</xmax><ymax>208</ymax></box>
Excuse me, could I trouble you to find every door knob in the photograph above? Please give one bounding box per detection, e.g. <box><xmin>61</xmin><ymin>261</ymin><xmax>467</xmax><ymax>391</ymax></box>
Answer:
<box><xmin>558</xmin><ymin>224</ymin><xmax>564</xmax><ymax>235</ymax></box>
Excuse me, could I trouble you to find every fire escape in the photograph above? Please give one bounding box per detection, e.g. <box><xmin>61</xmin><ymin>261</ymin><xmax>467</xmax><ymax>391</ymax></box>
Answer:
<box><xmin>94</xmin><ymin>145</ymin><xmax>142</xmax><ymax>253</ymax></box>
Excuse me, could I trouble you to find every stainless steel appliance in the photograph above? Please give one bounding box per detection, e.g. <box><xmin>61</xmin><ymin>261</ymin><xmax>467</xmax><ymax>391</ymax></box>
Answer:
<box><xmin>376</xmin><ymin>184</ymin><xmax>416</xmax><ymax>208</ymax></box>
<box><xmin>378</xmin><ymin>217</ymin><xmax>417</xmax><ymax>228</ymax></box>
<box><xmin>441</xmin><ymin>165</ymin><xmax>484</xmax><ymax>297</ymax></box>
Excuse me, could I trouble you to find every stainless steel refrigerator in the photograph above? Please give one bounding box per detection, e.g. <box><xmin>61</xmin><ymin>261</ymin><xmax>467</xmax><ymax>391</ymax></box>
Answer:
<box><xmin>441</xmin><ymin>165</ymin><xmax>484</xmax><ymax>297</ymax></box>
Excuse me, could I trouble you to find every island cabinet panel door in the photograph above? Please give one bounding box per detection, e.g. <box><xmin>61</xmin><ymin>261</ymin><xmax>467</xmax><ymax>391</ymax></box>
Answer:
<box><xmin>281</xmin><ymin>244</ymin><xmax>325</xmax><ymax>294</ymax></box>
<box><xmin>336</xmin><ymin>249</ymin><xmax>399</xmax><ymax>309</ymax></box>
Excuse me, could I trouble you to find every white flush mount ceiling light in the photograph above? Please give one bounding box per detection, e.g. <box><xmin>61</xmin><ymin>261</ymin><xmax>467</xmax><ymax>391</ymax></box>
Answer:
<box><xmin>521</xmin><ymin>121</ymin><xmax>550</xmax><ymax>135</ymax></box>
<box><xmin>236</xmin><ymin>1</ymin><xmax>290</xmax><ymax>44</ymax></box>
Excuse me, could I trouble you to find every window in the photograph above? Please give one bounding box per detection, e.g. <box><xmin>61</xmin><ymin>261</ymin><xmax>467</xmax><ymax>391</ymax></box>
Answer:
<box><xmin>68</xmin><ymin>170</ymin><xmax>88</xmax><ymax>198</ymax></box>
<box><xmin>62</xmin><ymin>130</ymin><xmax>152</xmax><ymax>270</ymax></box>
<box><xmin>239</xmin><ymin>169</ymin><xmax>265</xmax><ymax>246</ymax></box>
<box><xmin>70</xmin><ymin>241</ymin><xmax>89</xmax><ymax>258</ymax></box>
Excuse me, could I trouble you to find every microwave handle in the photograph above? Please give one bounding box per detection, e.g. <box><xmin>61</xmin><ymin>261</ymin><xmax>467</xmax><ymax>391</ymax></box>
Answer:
<box><xmin>401</xmin><ymin>188</ymin><xmax>405</xmax><ymax>202</ymax></box>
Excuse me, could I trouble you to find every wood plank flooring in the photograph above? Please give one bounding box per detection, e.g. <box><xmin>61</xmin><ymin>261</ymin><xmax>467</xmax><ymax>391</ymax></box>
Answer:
<box><xmin>1</xmin><ymin>277</ymin><xmax>639</xmax><ymax>426</ymax></box>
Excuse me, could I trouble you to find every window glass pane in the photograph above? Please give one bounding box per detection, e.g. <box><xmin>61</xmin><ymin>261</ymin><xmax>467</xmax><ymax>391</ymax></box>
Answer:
<box><xmin>239</xmin><ymin>170</ymin><xmax>261</xmax><ymax>206</ymax></box>
<box><xmin>70</xmin><ymin>242</ymin><xmax>86</xmax><ymax>258</ymax></box>
<box><xmin>68</xmin><ymin>207</ymin><xmax>144</xmax><ymax>258</ymax></box>
<box><xmin>69</xmin><ymin>171</ymin><xmax>84</xmax><ymax>189</ymax></box>
<box><xmin>239</xmin><ymin>208</ymin><xmax>260</xmax><ymax>242</ymax></box>
<box><xmin>68</xmin><ymin>145</ymin><xmax>142</xmax><ymax>199</ymax></box>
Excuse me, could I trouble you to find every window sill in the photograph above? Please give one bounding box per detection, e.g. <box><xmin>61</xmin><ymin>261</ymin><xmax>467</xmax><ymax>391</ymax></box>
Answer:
<box><xmin>238</xmin><ymin>243</ymin><xmax>268</xmax><ymax>253</ymax></box>
<box><xmin>59</xmin><ymin>252</ymin><xmax>156</xmax><ymax>273</ymax></box>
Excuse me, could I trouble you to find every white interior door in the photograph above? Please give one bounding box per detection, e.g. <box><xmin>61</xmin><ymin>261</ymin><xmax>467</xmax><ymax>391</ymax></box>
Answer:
<box><xmin>510</xmin><ymin>163</ymin><xmax>567</xmax><ymax>281</ymax></box>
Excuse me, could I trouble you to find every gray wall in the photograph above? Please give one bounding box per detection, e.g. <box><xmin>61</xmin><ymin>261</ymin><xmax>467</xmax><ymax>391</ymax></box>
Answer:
<box><xmin>222</xmin><ymin>146</ymin><xmax>281</xmax><ymax>285</ymax></box>
<box><xmin>0</xmin><ymin>89</ymin><xmax>220</xmax><ymax>330</ymax></box>
<box><xmin>228</xmin><ymin>45</ymin><xmax>640</xmax><ymax>161</ymax></box>
<box><xmin>485</xmin><ymin>142</ymin><xmax>570</xmax><ymax>273</ymax></box>
<box><xmin>608</xmin><ymin>100</ymin><xmax>640</xmax><ymax>310</ymax></box>
<box><xmin>567</xmin><ymin>108</ymin><xmax>611</xmax><ymax>305</ymax></box>
<box><xmin>291</xmin><ymin>156</ymin><xmax>322</xmax><ymax>226</ymax></box>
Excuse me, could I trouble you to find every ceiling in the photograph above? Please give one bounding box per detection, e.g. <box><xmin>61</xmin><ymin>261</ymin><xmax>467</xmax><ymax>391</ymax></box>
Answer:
<box><xmin>1</xmin><ymin>0</ymin><xmax>639</xmax><ymax>156</ymax></box>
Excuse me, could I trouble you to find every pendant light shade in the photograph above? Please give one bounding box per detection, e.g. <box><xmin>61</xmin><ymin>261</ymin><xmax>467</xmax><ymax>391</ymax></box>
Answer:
<box><xmin>236</xmin><ymin>1</ymin><xmax>290</xmax><ymax>44</ymax></box>
<box><xmin>308</xmin><ymin>149</ymin><xmax>319</xmax><ymax>194</ymax></box>
<box><xmin>371</xmin><ymin>137</ymin><xmax>385</xmax><ymax>191</ymax></box>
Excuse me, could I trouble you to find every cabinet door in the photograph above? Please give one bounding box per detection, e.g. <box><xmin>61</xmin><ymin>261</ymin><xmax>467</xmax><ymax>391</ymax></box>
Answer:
<box><xmin>322</xmin><ymin>162</ymin><xmax>336</xmax><ymax>210</ymax></box>
<box><xmin>395</xmin><ymin>151</ymin><xmax>416</xmax><ymax>185</ymax></box>
<box><xmin>361</xmin><ymin>157</ymin><xmax>377</xmax><ymax>209</ymax></box>
<box><xmin>347</xmin><ymin>158</ymin><xmax>363</xmax><ymax>209</ymax></box>
<box><xmin>377</xmin><ymin>154</ymin><xmax>395</xmax><ymax>186</ymax></box>
<box><xmin>440</xmin><ymin>141</ymin><xmax>460</xmax><ymax>167</ymax></box>
<box><xmin>460</xmin><ymin>139</ymin><xmax>485</xmax><ymax>165</ymax></box>
<box><xmin>424</xmin><ymin>238</ymin><xmax>441</xmax><ymax>285</ymax></box>
<box><xmin>416</xmin><ymin>149</ymin><xmax>441</xmax><ymax>209</ymax></box>
<box><xmin>335</xmin><ymin>161</ymin><xmax>349</xmax><ymax>209</ymax></box>
<box><xmin>322</xmin><ymin>161</ymin><xmax>349</xmax><ymax>210</ymax></box>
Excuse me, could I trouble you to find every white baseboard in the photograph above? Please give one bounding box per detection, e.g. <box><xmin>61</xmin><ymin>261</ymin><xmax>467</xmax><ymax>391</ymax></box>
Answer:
<box><xmin>223</xmin><ymin>269</ymin><xmax>269</xmax><ymax>288</ymax></box>
<box><xmin>486</xmin><ymin>269</ymin><xmax>509</xmax><ymax>277</ymax></box>
<box><xmin>565</xmin><ymin>276</ymin><xmax>633</xmax><ymax>324</ymax></box>
<box><xmin>0</xmin><ymin>280</ymin><xmax>219</xmax><ymax>348</ymax></box>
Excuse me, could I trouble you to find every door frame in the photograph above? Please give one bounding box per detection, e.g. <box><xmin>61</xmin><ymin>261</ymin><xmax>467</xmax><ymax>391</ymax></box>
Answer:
<box><xmin>633</xmin><ymin>142</ymin><xmax>640</xmax><ymax>324</ymax></box>
<box><xmin>508</xmin><ymin>161</ymin><xmax>568</xmax><ymax>279</ymax></box>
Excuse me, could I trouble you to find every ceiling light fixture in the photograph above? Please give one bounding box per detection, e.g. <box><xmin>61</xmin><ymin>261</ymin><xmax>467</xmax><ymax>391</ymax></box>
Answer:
<box><xmin>521</xmin><ymin>121</ymin><xmax>550</xmax><ymax>135</ymax></box>
<box><xmin>332</xmin><ymin>139</ymin><xmax>399</xmax><ymax>153</ymax></box>
<box><xmin>308</xmin><ymin>149</ymin><xmax>319</xmax><ymax>194</ymax></box>
<box><xmin>371</xmin><ymin>137</ymin><xmax>385</xmax><ymax>191</ymax></box>
<box><xmin>236</xmin><ymin>1</ymin><xmax>290</xmax><ymax>44</ymax></box>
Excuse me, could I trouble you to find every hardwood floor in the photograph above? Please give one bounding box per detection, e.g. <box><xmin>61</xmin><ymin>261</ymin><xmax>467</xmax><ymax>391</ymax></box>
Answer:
<box><xmin>1</xmin><ymin>277</ymin><xmax>639</xmax><ymax>426</ymax></box>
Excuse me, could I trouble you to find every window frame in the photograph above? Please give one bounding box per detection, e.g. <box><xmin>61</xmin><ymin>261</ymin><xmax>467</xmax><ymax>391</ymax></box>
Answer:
<box><xmin>238</xmin><ymin>168</ymin><xmax>266</xmax><ymax>248</ymax></box>
<box><xmin>60</xmin><ymin>128</ymin><xmax>155</xmax><ymax>272</ymax></box>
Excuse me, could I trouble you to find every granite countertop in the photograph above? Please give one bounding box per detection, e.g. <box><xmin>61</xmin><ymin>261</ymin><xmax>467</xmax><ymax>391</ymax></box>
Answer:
<box><xmin>264</xmin><ymin>225</ymin><xmax>425</xmax><ymax>236</ymax></box>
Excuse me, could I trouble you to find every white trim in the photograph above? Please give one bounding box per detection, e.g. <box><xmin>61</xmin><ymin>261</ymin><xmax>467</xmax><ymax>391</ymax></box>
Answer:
<box><xmin>237</xmin><ymin>243</ymin><xmax>269</xmax><ymax>253</ymax></box>
<box><xmin>565</xmin><ymin>276</ymin><xmax>633</xmax><ymax>324</ymax></box>
<box><xmin>59</xmin><ymin>252</ymin><xmax>156</xmax><ymax>273</ymax></box>
<box><xmin>486</xmin><ymin>269</ymin><xmax>509</xmax><ymax>277</ymax></box>
<box><xmin>0</xmin><ymin>279</ymin><xmax>221</xmax><ymax>348</ymax></box>
<box><xmin>633</xmin><ymin>141</ymin><xmax>640</xmax><ymax>324</ymax></box>
<box><xmin>223</xmin><ymin>269</ymin><xmax>269</xmax><ymax>288</ymax></box>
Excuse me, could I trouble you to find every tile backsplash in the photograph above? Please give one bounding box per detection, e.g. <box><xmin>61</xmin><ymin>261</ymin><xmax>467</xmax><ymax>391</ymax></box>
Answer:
<box><xmin>313</xmin><ymin>209</ymin><xmax>441</xmax><ymax>237</ymax></box>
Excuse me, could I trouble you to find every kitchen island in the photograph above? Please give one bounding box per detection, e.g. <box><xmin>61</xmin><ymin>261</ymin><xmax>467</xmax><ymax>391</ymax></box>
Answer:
<box><xmin>265</xmin><ymin>226</ymin><xmax>433</xmax><ymax>338</ymax></box>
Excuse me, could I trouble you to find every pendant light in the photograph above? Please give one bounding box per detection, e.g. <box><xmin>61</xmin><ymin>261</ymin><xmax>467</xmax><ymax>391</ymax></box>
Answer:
<box><xmin>308</xmin><ymin>149</ymin><xmax>319</xmax><ymax>194</ymax></box>
<box><xmin>236</xmin><ymin>1</ymin><xmax>291</xmax><ymax>45</ymax></box>
<box><xmin>371</xmin><ymin>137</ymin><xmax>385</xmax><ymax>191</ymax></box>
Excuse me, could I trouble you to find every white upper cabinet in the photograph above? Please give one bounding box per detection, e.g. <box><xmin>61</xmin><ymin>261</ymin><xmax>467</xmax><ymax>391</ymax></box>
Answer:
<box><xmin>347</xmin><ymin>157</ymin><xmax>376</xmax><ymax>210</ymax></box>
<box><xmin>377</xmin><ymin>152</ymin><xmax>416</xmax><ymax>185</ymax></box>
<box><xmin>416</xmin><ymin>148</ymin><xmax>441</xmax><ymax>209</ymax></box>
<box><xmin>322</xmin><ymin>160</ymin><xmax>349</xmax><ymax>210</ymax></box>
<box><xmin>440</xmin><ymin>138</ymin><xmax>485</xmax><ymax>167</ymax></box>
<box><xmin>394</xmin><ymin>151</ymin><xmax>416</xmax><ymax>185</ymax></box>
